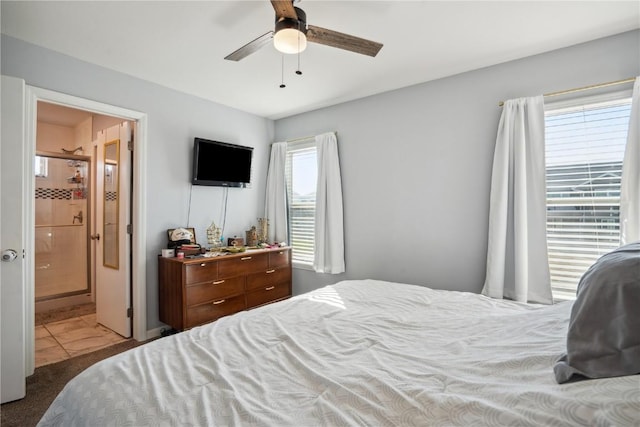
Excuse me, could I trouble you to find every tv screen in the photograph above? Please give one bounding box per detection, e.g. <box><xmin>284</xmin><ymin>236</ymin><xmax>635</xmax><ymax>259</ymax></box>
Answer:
<box><xmin>192</xmin><ymin>138</ymin><xmax>253</xmax><ymax>187</ymax></box>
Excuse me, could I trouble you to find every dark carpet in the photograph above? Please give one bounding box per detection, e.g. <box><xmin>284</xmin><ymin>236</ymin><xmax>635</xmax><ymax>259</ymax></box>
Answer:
<box><xmin>0</xmin><ymin>339</ymin><xmax>148</xmax><ymax>427</ymax></box>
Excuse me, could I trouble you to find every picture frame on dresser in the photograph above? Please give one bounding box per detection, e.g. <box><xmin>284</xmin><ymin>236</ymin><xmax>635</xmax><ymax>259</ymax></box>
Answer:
<box><xmin>166</xmin><ymin>227</ymin><xmax>197</xmax><ymax>244</ymax></box>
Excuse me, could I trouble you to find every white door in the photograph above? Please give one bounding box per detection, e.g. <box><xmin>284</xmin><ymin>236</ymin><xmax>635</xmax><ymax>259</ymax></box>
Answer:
<box><xmin>1</xmin><ymin>75</ymin><xmax>27</xmax><ymax>403</ymax></box>
<box><xmin>94</xmin><ymin>122</ymin><xmax>132</xmax><ymax>338</ymax></box>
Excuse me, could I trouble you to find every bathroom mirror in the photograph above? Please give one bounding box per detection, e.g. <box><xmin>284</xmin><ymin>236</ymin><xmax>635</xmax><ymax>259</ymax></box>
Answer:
<box><xmin>103</xmin><ymin>140</ymin><xmax>119</xmax><ymax>269</ymax></box>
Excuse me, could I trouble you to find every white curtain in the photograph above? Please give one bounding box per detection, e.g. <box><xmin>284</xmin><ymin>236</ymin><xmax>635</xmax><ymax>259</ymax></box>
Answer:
<box><xmin>264</xmin><ymin>142</ymin><xmax>288</xmax><ymax>243</ymax></box>
<box><xmin>314</xmin><ymin>132</ymin><xmax>345</xmax><ymax>274</ymax></box>
<box><xmin>620</xmin><ymin>77</ymin><xmax>640</xmax><ymax>245</ymax></box>
<box><xmin>482</xmin><ymin>96</ymin><xmax>553</xmax><ymax>304</ymax></box>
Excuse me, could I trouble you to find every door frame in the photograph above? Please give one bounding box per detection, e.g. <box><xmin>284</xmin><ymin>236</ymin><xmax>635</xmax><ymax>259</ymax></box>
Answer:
<box><xmin>24</xmin><ymin>85</ymin><xmax>148</xmax><ymax>375</ymax></box>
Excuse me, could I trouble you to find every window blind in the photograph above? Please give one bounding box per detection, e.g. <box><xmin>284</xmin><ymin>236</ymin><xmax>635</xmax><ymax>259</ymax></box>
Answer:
<box><xmin>545</xmin><ymin>97</ymin><xmax>631</xmax><ymax>300</ymax></box>
<box><xmin>285</xmin><ymin>141</ymin><xmax>317</xmax><ymax>265</ymax></box>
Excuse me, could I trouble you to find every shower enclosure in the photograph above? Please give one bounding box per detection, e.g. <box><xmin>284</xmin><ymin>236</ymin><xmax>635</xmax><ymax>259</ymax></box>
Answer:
<box><xmin>34</xmin><ymin>153</ymin><xmax>91</xmax><ymax>305</ymax></box>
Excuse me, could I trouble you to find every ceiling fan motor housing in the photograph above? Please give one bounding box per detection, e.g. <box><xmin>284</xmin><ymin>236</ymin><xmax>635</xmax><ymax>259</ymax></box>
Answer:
<box><xmin>275</xmin><ymin>7</ymin><xmax>307</xmax><ymax>34</ymax></box>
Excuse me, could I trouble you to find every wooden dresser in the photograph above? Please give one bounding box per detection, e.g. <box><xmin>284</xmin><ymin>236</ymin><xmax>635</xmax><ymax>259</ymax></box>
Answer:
<box><xmin>158</xmin><ymin>247</ymin><xmax>292</xmax><ymax>331</ymax></box>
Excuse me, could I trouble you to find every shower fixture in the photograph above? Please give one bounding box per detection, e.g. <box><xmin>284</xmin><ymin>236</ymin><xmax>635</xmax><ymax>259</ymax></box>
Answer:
<box><xmin>62</xmin><ymin>146</ymin><xmax>83</xmax><ymax>155</ymax></box>
<box><xmin>73</xmin><ymin>210</ymin><xmax>83</xmax><ymax>224</ymax></box>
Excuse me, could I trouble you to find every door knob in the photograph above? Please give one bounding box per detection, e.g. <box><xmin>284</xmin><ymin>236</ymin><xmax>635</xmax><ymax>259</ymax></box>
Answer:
<box><xmin>91</xmin><ymin>234</ymin><xmax>101</xmax><ymax>241</ymax></box>
<box><xmin>1</xmin><ymin>249</ymin><xmax>18</xmax><ymax>262</ymax></box>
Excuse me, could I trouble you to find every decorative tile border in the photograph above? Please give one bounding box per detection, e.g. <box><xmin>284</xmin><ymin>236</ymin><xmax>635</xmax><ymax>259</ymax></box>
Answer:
<box><xmin>36</xmin><ymin>188</ymin><xmax>72</xmax><ymax>200</ymax></box>
<box><xmin>36</xmin><ymin>187</ymin><xmax>88</xmax><ymax>200</ymax></box>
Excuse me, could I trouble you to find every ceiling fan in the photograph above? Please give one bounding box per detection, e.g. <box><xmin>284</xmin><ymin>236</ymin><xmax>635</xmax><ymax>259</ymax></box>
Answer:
<box><xmin>224</xmin><ymin>0</ymin><xmax>383</xmax><ymax>61</ymax></box>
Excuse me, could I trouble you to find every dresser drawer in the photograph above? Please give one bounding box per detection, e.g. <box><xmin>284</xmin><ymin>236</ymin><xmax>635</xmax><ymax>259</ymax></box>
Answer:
<box><xmin>269</xmin><ymin>249</ymin><xmax>290</xmax><ymax>269</ymax></box>
<box><xmin>246</xmin><ymin>281</ymin><xmax>290</xmax><ymax>309</ymax></box>
<box><xmin>218</xmin><ymin>253</ymin><xmax>268</xmax><ymax>277</ymax></box>
<box><xmin>185</xmin><ymin>275</ymin><xmax>244</xmax><ymax>306</ymax></box>
<box><xmin>184</xmin><ymin>261</ymin><xmax>218</xmax><ymax>285</ymax></box>
<box><xmin>246</xmin><ymin>267</ymin><xmax>291</xmax><ymax>291</ymax></box>
<box><xmin>186</xmin><ymin>294</ymin><xmax>246</xmax><ymax>328</ymax></box>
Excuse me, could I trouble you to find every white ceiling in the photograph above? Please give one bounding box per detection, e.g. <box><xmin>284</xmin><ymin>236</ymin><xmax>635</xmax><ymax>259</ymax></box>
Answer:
<box><xmin>2</xmin><ymin>1</ymin><xmax>638</xmax><ymax>120</ymax></box>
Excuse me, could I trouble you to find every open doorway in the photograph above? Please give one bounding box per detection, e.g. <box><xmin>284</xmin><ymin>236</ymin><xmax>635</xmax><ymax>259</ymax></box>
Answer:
<box><xmin>20</xmin><ymin>86</ymin><xmax>148</xmax><ymax>378</ymax></box>
<box><xmin>1</xmin><ymin>80</ymin><xmax>147</xmax><ymax>399</ymax></box>
<box><xmin>33</xmin><ymin>102</ymin><xmax>133</xmax><ymax>367</ymax></box>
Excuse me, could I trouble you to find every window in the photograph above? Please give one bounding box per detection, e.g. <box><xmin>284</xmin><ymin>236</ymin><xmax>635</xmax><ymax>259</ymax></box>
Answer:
<box><xmin>285</xmin><ymin>140</ymin><xmax>317</xmax><ymax>266</ymax></box>
<box><xmin>34</xmin><ymin>155</ymin><xmax>48</xmax><ymax>178</ymax></box>
<box><xmin>544</xmin><ymin>94</ymin><xmax>632</xmax><ymax>300</ymax></box>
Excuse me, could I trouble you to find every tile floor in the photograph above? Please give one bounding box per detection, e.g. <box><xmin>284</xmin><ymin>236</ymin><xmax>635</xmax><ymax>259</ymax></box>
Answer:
<box><xmin>35</xmin><ymin>313</ymin><xmax>128</xmax><ymax>368</ymax></box>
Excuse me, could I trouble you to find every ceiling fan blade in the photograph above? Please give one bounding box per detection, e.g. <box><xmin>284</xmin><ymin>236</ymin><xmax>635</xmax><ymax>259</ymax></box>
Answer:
<box><xmin>224</xmin><ymin>31</ymin><xmax>274</xmax><ymax>61</ymax></box>
<box><xmin>307</xmin><ymin>25</ymin><xmax>383</xmax><ymax>57</ymax></box>
<box><xmin>270</xmin><ymin>0</ymin><xmax>297</xmax><ymax>19</ymax></box>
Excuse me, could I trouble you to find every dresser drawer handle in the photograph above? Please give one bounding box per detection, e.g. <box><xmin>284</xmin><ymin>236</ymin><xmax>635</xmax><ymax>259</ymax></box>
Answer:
<box><xmin>200</xmin><ymin>263</ymin><xmax>206</xmax><ymax>267</ymax></box>
<box><xmin>212</xmin><ymin>280</ymin><xmax>225</xmax><ymax>285</ymax></box>
<box><xmin>265</xmin><ymin>286</ymin><xmax>275</xmax><ymax>291</ymax></box>
<box><xmin>241</xmin><ymin>256</ymin><xmax>252</xmax><ymax>261</ymax></box>
<box><xmin>278</xmin><ymin>251</ymin><xmax>284</xmax><ymax>255</ymax></box>
<box><xmin>212</xmin><ymin>299</ymin><xmax>226</xmax><ymax>305</ymax></box>
<box><xmin>266</xmin><ymin>269</ymin><xmax>275</xmax><ymax>274</ymax></box>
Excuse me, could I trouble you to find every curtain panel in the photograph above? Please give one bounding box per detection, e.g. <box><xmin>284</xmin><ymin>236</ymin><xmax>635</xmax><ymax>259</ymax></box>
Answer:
<box><xmin>314</xmin><ymin>132</ymin><xmax>345</xmax><ymax>274</ymax></box>
<box><xmin>620</xmin><ymin>77</ymin><xmax>640</xmax><ymax>245</ymax></box>
<box><xmin>264</xmin><ymin>142</ymin><xmax>288</xmax><ymax>243</ymax></box>
<box><xmin>482</xmin><ymin>96</ymin><xmax>553</xmax><ymax>304</ymax></box>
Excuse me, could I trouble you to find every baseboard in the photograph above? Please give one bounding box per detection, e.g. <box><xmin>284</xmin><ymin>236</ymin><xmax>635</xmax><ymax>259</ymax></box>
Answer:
<box><xmin>145</xmin><ymin>326</ymin><xmax>164</xmax><ymax>341</ymax></box>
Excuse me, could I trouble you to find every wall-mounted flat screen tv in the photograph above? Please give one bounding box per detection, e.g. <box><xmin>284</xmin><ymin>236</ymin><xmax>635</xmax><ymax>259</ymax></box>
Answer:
<box><xmin>192</xmin><ymin>138</ymin><xmax>253</xmax><ymax>187</ymax></box>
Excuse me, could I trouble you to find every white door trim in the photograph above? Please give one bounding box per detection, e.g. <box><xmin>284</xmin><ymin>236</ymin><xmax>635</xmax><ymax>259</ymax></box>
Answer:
<box><xmin>24</xmin><ymin>86</ymin><xmax>148</xmax><ymax>375</ymax></box>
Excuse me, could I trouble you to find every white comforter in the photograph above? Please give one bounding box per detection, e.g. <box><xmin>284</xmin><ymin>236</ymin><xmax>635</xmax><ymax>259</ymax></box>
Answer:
<box><xmin>38</xmin><ymin>280</ymin><xmax>640</xmax><ymax>426</ymax></box>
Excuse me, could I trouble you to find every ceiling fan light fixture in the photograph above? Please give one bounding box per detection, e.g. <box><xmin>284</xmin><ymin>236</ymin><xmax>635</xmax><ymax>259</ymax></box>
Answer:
<box><xmin>274</xmin><ymin>27</ymin><xmax>307</xmax><ymax>54</ymax></box>
<box><xmin>274</xmin><ymin>11</ymin><xmax>307</xmax><ymax>54</ymax></box>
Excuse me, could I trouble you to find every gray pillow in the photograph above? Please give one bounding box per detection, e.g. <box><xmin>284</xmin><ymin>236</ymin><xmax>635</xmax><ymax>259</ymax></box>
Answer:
<box><xmin>554</xmin><ymin>242</ymin><xmax>640</xmax><ymax>384</ymax></box>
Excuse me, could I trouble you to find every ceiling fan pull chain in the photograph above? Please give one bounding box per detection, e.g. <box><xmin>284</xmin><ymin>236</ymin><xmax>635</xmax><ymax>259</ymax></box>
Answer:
<box><xmin>280</xmin><ymin>54</ymin><xmax>286</xmax><ymax>88</ymax></box>
<box><xmin>296</xmin><ymin>22</ymin><xmax>303</xmax><ymax>76</ymax></box>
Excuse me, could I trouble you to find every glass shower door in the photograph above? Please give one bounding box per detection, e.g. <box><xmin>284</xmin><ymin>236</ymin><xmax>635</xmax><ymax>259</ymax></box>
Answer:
<box><xmin>34</xmin><ymin>155</ymin><xmax>90</xmax><ymax>300</ymax></box>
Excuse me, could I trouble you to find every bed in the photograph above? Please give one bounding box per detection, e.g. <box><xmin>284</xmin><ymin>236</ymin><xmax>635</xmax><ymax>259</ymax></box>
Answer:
<box><xmin>38</xmin><ymin>279</ymin><xmax>639</xmax><ymax>426</ymax></box>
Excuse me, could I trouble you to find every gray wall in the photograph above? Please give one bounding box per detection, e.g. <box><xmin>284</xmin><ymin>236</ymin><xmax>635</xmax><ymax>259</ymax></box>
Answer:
<box><xmin>2</xmin><ymin>29</ymin><xmax>638</xmax><ymax>329</ymax></box>
<box><xmin>1</xmin><ymin>35</ymin><xmax>275</xmax><ymax>330</ymax></box>
<box><xmin>274</xmin><ymin>30</ymin><xmax>640</xmax><ymax>296</ymax></box>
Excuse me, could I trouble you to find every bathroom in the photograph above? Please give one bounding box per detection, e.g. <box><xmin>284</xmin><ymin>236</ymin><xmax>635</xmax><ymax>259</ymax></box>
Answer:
<box><xmin>34</xmin><ymin>101</ymin><xmax>132</xmax><ymax>366</ymax></box>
